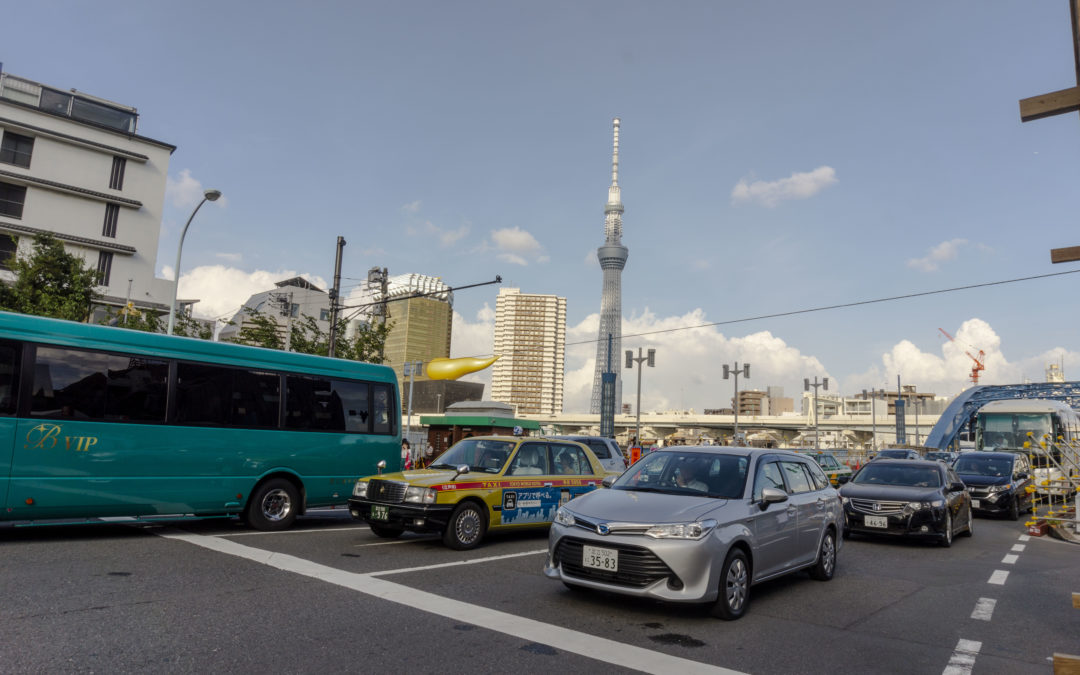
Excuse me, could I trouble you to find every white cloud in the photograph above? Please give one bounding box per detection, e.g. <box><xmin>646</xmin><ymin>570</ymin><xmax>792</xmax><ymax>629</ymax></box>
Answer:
<box><xmin>402</xmin><ymin>200</ymin><xmax>422</xmax><ymax>214</ymax></box>
<box><xmin>171</xmin><ymin>265</ymin><xmax>328</xmax><ymax>321</ymax></box>
<box><xmin>907</xmin><ymin>238</ymin><xmax>969</xmax><ymax>272</ymax></box>
<box><xmin>449</xmin><ymin>304</ymin><xmax>497</xmax><ymax>394</ymax></box>
<box><xmin>165</xmin><ymin>169</ymin><xmax>228</xmax><ymax>209</ymax></box>
<box><xmin>215</xmin><ymin>252</ymin><xmax>243</xmax><ymax>262</ymax></box>
<box><xmin>731</xmin><ymin>166</ymin><xmax>837</xmax><ymax>207</ymax></box>
<box><xmin>489</xmin><ymin>226</ymin><xmax>546</xmax><ymax>266</ymax></box>
<box><xmin>407</xmin><ymin>221</ymin><xmax>470</xmax><ymax>247</ymax></box>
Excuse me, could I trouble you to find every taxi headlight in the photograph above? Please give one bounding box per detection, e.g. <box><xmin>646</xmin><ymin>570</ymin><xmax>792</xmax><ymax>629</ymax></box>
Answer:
<box><xmin>554</xmin><ymin>507</ymin><xmax>576</xmax><ymax>527</ymax></box>
<box><xmin>353</xmin><ymin>481</ymin><xmax>368</xmax><ymax>498</ymax></box>
<box><xmin>404</xmin><ymin>486</ymin><xmax>437</xmax><ymax>504</ymax></box>
<box><xmin>645</xmin><ymin>519</ymin><xmax>717</xmax><ymax>540</ymax></box>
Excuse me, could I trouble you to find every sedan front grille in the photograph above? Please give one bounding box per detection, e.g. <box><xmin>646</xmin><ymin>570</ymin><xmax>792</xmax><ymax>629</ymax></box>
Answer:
<box><xmin>367</xmin><ymin>480</ymin><xmax>407</xmax><ymax>504</ymax></box>
<box><xmin>849</xmin><ymin>499</ymin><xmax>907</xmax><ymax>515</ymax></box>
<box><xmin>555</xmin><ymin>537</ymin><xmax>676</xmax><ymax>588</ymax></box>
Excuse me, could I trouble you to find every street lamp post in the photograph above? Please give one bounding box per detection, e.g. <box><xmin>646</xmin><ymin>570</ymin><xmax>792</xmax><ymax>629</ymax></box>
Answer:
<box><xmin>626</xmin><ymin>348</ymin><xmax>655</xmax><ymax>450</ymax></box>
<box><xmin>722</xmin><ymin>362</ymin><xmax>750</xmax><ymax>445</ymax></box>
<box><xmin>804</xmin><ymin>376</ymin><xmax>829</xmax><ymax>450</ymax></box>
<box><xmin>167</xmin><ymin>189</ymin><xmax>222</xmax><ymax>335</ymax></box>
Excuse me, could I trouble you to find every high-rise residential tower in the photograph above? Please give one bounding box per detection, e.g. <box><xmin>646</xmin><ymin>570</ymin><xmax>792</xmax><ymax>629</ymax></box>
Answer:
<box><xmin>491</xmin><ymin>288</ymin><xmax>566</xmax><ymax>415</ymax></box>
<box><xmin>589</xmin><ymin>118</ymin><xmax>628</xmax><ymax>414</ymax></box>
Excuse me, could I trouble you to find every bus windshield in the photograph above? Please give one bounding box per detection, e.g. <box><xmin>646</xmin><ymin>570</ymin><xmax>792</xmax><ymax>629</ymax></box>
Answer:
<box><xmin>978</xmin><ymin>413</ymin><xmax>1052</xmax><ymax>450</ymax></box>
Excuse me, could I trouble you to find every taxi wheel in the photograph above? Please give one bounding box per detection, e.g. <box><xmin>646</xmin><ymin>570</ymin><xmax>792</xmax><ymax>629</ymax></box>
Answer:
<box><xmin>443</xmin><ymin>502</ymin><xmax>486</xmax><ymax>550</ymax></box>
<box><xmin>245</xmin><ymin>478</ymin><xmax>299</xmax><ymax>532</ymax></box>
<box><xmin>370</xmin><ymin>524</ymin><xmax>403</xmax><ymax>539</ymax></box>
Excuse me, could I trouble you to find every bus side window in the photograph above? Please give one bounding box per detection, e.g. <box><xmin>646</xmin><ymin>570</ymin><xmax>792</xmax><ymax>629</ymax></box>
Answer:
<box><xmin>0</xmin><ymin>341</ymin><xmax>19</xmax><ymax>415</ymax></box>
<box><xmin>372</xmin><ymin>384</ymin><xmax>392</xmax><ymax>435</ymax></box>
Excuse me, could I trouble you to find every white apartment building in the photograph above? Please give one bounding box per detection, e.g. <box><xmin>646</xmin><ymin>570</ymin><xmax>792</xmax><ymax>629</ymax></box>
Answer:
<box><xmin>0</xmin><ymin>70</ymin><xmax>176</xmax><ymax>318</ymax></box>
<box><xmin>218</xmin><ymin>277</ymin><xmax>332</xmax><ymax>343</ymax></box>
<box><xmin>491</xmin><ymin>288</ymin><xmax>566</xmax><ymax>415</ymax></box>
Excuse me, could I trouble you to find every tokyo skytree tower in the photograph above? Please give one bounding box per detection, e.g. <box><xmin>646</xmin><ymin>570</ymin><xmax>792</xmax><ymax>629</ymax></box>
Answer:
<box><xmin>589</xmin><ymin>118</ymin><xmax>628</xmax><ymax>414</ymax></box>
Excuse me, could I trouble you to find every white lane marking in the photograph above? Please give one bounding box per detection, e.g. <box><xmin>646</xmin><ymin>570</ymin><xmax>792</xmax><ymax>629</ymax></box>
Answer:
<box><xmin>222</xmin><ymin>526</ymin><xmax>370</xmax><ymax>537</ymax></box>
<box><xmin>1018</xmin><ymin>534</ymin><xmax>1030</xmax><ymax>541</ymax></box>
<box><xmin>988</xmin><ymin>570</ymin><xmax>1009</xmax><ymax>585</ymax></box>
<box><xmin>1001</xmin><ymin>554</ymin><xmax>1019</xmax><ymax>565</ymax></box>
<box><xmin>942</xmin><ymin>638</ymin><xmax>981</xmax><ymax>675</ymax></box>
<box><xmin>156</xmin><ymin>531</ymin><xmax>742</xmax><ymax>675</ymax></box>
<box><xmin>970</xmin><ymin>598</ymin><xmax>996</xmax><ymax>621</ymax></box>
<box><xmin>368</xmin><ymin>549</ymin><xmax>548</xmax><ymax>577</ymax></box>
<box><xmin>354</xmin><ymin>537</ymin><xmax>439</xmax><ymax>547</ymax></box>
<box><xmin>1011</xmin><ymin>544</ymin><xmax>1026</xmax><ymax>552</ymax></box>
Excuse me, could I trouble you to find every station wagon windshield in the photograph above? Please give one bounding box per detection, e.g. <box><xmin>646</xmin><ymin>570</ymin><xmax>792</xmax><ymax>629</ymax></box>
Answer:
<box><xmin>853</xmin><ymin>464</ymin><xmax>941</xmax><ymax>488</ymax></box>
<box><xmin>428</xmin><ymin>439</ymin><xmax>515</xmax><ymax>474</ymax></box>
<box><xmin>614</xmin><ymin>451</ymin><xmax>748</xmax><ymax>498</ymax></box>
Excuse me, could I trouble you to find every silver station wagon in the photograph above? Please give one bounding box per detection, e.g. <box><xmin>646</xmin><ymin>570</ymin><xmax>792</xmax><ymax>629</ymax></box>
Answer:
<box><xmin>543</xmin><ymin>447</ymin><xmax>843</xmax><ymax>619</ymax></box>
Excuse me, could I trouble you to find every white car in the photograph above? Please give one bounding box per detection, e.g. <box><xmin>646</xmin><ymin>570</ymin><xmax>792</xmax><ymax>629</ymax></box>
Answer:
<box><xmin>550</xmin><ymin>435</ymin><xmax>627</xmax><ymax>474</ymax></box>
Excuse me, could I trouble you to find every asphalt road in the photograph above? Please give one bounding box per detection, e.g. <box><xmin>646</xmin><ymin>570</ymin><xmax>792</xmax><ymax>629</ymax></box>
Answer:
<box><xmin>2</xmin><ymin>511</ymin><xmax>1077</xmax><ymax>674</ymax></box>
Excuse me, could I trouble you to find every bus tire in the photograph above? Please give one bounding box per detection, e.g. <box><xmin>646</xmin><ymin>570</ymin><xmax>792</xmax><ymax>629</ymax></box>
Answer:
<box><xmin>370</xmin><ymin>524</ymin><xmax>404</xmax><ymax>538</ymax></box>
<box><xmin>443</xmin><ymin>502</ymin><xmax>486</xmax><ymax>550</ymax></box>
<box><xmin>246</xmin><ymin>478</ymin><xmax>300</xmax><ymax>531</ymax></box>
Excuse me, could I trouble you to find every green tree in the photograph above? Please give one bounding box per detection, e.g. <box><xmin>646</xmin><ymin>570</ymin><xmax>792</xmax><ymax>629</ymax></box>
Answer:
<box><xmin>0</xmin><ymin>233</ymin><xmax>100</xmax><ymax>321</ymax></box>
<box><xmin>230</xmin><ymin>306</ymin><xmax>391</xmax><ymax>364</ymax></box>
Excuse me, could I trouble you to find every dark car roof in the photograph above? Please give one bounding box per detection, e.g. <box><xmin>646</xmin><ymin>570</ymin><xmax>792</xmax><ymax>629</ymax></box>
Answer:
<box><xmin>863</xmin><ymin>458</ymin><xmax>942</xmax><ymax>469</ymax></box>
<box><xmin>955</xmin><ymin>451</ymin><xmax>1019</xmax><ymax>460</ymax></box>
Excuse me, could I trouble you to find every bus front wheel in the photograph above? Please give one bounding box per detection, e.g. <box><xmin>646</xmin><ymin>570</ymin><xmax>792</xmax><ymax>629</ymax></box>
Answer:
<box><xmin>246</xmin><ymin>478</ymin><xmax>300</xmax><ymax>531</ymax></box>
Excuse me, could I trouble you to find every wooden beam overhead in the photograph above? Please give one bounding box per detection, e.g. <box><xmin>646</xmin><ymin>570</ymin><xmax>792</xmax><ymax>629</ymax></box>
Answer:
<box><xmin>1051</xmin><ymin>246</ymin><xmax>1080</xmax><ymax>263</ymax></box>
<box><xmin>1021</xmin><ymin>86</ymin><xmax>1080</xmax><ymax>122</ymax></box>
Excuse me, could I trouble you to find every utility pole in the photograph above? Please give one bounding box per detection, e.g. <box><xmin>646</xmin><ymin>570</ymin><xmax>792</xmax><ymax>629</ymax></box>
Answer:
<box><xmin>863</xmin><ymin>388</ymin><xmax>886</xmax><ymax>454</ymax></box>
<box><xmin>804</xmin><ymin>376</ymin><xmax>829</xmax><ymax>450</ymax></box>
<box><xmin>327</xmin><ymin>236</ymin><xmax>346</xmax><ymax>358</ymax></box>
<box><xmin>723</xmin><ymin>362</ymin><xmax>750</xmax><ymax>445</ymax></box>
<box><xmin>626</xmin><ymin>347</ymin><xmax>655</xmax><ymax>451</ymax></box>
<box><xmin>895</xmin><ymin>375</ymin><xmax>906</xmax><ymax>445</ymax></box>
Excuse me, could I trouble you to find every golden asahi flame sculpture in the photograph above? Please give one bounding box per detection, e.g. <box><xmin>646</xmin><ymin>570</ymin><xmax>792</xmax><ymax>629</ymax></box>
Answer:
<box><xmin>426</xmin><ymin>356</ymin><xmax>500</xmax><ymax>381</ymax></box>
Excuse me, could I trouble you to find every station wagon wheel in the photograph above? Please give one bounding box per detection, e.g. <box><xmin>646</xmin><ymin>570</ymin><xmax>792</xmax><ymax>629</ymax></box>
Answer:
<box><xmin>443</xmin><ymin>502</ymin><xmax>486</xmax><ymax>550</ymax></box>
<box><xmin>809</xmin><ymin>530</ymin><xmax>836</xmax><ymax>581</ymax></box>
<box><xmin>246</xmin><ymin>478</ymin><xmax>300</xmax><ymax>531</ymax></box>
<box><xmin>939</xmin><ymin>511</ymin><xmax>953</xmax><ymax>548</ymax></box>
<box><xmin>370</xmin><ymin>524</ymin><xmax>404</xmax><ymax>539</ymax></box>
<box><xmin>711</xmin><ymin>548</ymin><xmax>749</xmax><ymax>620</ymax></box>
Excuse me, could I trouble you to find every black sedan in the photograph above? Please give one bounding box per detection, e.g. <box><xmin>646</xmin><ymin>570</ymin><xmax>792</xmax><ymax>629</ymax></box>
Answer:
<box><xmin>838</xmin><ymin>459</ymin><xmax>973</xmax><ymax>547</ymax></box>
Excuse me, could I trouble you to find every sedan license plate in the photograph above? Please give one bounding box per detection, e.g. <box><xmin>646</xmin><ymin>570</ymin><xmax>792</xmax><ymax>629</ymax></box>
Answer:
<box><xmin>971</xmin><ymin>499</ymin><xmax>980</xmax><ymax>509</ymax></box>
<box><xmin>370</xmin><ymin>504</ymin><xmax>389</xmax><ymax>521</ymax></box>
<box><xmin>582</xmin><ymin>545</ymin><xmax>618</xmax><ymax>572</ymax></box>
<box><xmin>864</xmin><ymin>515</ymin><xmax>888</xmax><ymax>529</ymax></box>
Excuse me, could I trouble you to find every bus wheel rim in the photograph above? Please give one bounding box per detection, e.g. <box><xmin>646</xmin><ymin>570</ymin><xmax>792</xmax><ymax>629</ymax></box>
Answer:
<box><xmin>262</xmin><ymin>488</ymin><xmax>292</xmax><ymax>521</ymax></box>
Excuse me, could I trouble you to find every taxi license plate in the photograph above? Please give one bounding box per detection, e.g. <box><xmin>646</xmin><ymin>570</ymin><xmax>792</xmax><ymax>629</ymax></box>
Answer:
<box><xmin>864</xmin><ymin>515</ymin><xmax>888</xmax><ymax>528</ymax></box>
<box><xmin>370</xmin><ymin>504</ymin><xmax>389</xmax><ymax>521</ymax></box>
<box><xmin>583</xmin><ymin>545</ymin><xmax>618</xmax><ymax>572</ymax></box>
<box><xmin>971</xmin><ymin>499</ymin><xmax>980</xmax><ymax>509</ymax></box>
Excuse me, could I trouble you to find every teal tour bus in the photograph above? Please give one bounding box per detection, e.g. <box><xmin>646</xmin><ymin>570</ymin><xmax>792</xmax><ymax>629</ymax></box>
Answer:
<box><xmin>0</xmin><ymin>310</ymin><xmax>399</xmax><ymax>530</ymax></box>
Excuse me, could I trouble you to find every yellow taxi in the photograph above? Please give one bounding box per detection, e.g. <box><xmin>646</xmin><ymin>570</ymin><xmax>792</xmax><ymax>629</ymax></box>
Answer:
<box><xmin>348</xmin><ymin>435</ymin><xmax>613</xmax><ymax>549</ymax></box>
<box><xmin>800</xmin><ymin>450</ymin><xmax>854</xmax><ymax>486</ymax></box>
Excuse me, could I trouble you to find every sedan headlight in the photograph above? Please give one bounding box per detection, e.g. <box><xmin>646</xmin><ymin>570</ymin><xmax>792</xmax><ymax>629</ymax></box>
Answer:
<box><xmin>645</xmin><ymin>519</ymin><xmax>717</xmax><ymax>540</ymax></box>
<box><xmin>353</xmin><ymin>481</ymin><xmax>368</xmax><ymax>498</ymax></box>
<box><xmin>554</xmin><ymin>507</ymin><xmax>576</xmax><ymax>527</ymax></box>
<box><xmin>839</xmin><ymin>496</ymin><xmax>850</xmax><ymax>505</ymax></box>
<box><xmin>404</xmin><ymin>486</ymin><xmax>437</xmax><ymax>504</ymax></box>
<box><xmin>905</xmin><ymin>499</ymin><xmax>945</xmax><ymax>512</ymax></box>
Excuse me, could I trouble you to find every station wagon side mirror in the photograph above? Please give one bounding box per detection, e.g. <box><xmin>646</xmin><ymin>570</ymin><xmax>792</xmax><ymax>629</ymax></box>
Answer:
<box><xmin>759</xmin><ymin>487</ymin><xmax>788</xmax><ymax>510</ymax></box>
<box><xmin>601</xmin><ymin>475</ymin><xmax>616</xmax><ymax>488</ymax></box>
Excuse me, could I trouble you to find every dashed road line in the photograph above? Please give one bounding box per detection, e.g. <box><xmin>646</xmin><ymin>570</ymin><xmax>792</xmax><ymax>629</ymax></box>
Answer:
<box><xmin>1018</xmin><ymin>534</ymin><xmax>1030</xmax><ymax>541</ymax></box>
<box><xmin>988</xmin><ymin>570</ymin><xmax>1009</xmax><ymax>585</ymax></box>
<box><xmin>156</xmin><ymin>530</ymin><xmax>741</xmax><ymax>675</ymax></box>
<box><xmin>942</xmin><ymin>639</ymin><xmax>981</xmax><ymax>675</ymax></box>
<box><xmin>970</xmin><ymin>598</ymin><xmax>996</xmax><ymax>621</ymax></box>
<box><xmin>1011</xmin><ymin>544</ymin><xmax>1026</xmax><ymax>552</ymax></box>
<box><xmin>1001</xmin><ymin>554</ymin><xmax>1019</xmax><ymax>565</ymax></box>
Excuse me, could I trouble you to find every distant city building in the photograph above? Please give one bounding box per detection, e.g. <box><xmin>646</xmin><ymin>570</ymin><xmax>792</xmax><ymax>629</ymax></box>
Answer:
<box><xmin>219</xmin><ymin>277</ymin><xmax>330</xmax><ymax>343</ymax></box>
<box><xmin>379</xmin><ymin>274</ymin><xmax>454</xmax><ymax>403</ymax></box>
<box><xmin>0</xmin><ymin>69</ymin><xmax>178</xmax><ymax>320</ymax></box>
<box><xmin>767</xmin><ymin>386</ymin><xmax>794</xmax><ymax>415</ymax></box>
<box><xmin>803</xmin><ymin>387</ymin><xmax>947</xmax><ymax>417</ymax></box>
<box><xmin>590</xmin><ymin>118</ymin><xmax>628</xmax><ymax>414</ymax></box>
<box><xmin>735</xmin><ymin>390</ymin><xmax>767</xmax><ymax>416</ymax></box>
<box><xmin>491</xmin><ymin>288</ymin><xmax>566</xmax><ymax>415</ymax></box>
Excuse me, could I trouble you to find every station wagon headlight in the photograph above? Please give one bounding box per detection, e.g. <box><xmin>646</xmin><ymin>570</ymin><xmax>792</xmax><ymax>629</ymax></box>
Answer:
<box><xmin>645</xmin><ymin>519</ymin><xmax>717</xmax><ymax>540</ymax></box>
<box><xmin>554</xmin><ymin>507</ymin><xmax>576</xmax><ymax>527</ymax></box>
<box><xmin>986</xmin><ymin>484</ymin><xmax>1010</xmax><ymax>493</ymax></box>
<box><xmin>353</xmin><ymin>481</ymin><xmax>368</xmax><ymax>498</ymax></box>
<box><xmin>404</xmin><ymin>486</ymin><xmax>437</xmax><ymax>504</ymax></box>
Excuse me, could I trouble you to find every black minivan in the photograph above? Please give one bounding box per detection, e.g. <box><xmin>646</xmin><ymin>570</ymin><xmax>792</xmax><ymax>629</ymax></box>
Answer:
<box><xmin>953</xmin><ymin>451</ymin><xmax>1033</xmax><ymax>520</ymax></box>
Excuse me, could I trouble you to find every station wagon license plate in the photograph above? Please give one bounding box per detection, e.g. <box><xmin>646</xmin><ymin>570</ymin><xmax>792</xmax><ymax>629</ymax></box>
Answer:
<box><xmin>583</xmin><ymin>545</ymin><xmax>618</xmax><ymax>572</ymax></box>
<box><xmin>370</xmin><ymin>505</ymin><xmax>389</xmax><ymax>521</ymax></box>
<box><xmin>864</xmin><ymin>515</ymin><xmax>888</xmax><ymax>528</ymax></box>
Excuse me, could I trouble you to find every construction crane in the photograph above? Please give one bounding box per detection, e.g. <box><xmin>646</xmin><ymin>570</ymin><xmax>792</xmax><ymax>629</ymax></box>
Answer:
<box><xmin>938</xmin><ymin>328</ymin><xmax>986</xmax><ymax>385</ymax></box>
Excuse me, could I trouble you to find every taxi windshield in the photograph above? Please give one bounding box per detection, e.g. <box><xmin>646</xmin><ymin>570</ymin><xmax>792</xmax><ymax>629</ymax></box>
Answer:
<box><xmin>428</xmin><ymin>438</ymin><xmax>515</xmax><ymax>474</ymax></box>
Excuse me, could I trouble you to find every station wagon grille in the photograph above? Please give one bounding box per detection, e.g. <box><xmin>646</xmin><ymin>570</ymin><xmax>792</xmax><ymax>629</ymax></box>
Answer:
<box><xmin>850</xmin><ymin>499</ymin><xmax>907</xmax><ymax>515</ymax></box>
<box><xmin>555</xmin><ymin>537</ymin><xmax>675</xmax><ymax>588</ymax></box>
<box><xmin>367</xmin><ymin>480</ymin><xmax>407</xmax><ymax>504</ymax></box>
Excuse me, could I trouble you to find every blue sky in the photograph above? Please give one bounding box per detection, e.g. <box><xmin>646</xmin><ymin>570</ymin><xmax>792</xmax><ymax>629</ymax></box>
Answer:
<box><xmin>7</xmin><ymin>2</ymin><xmax>1080</xmax><ymax>412</ymax></box>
